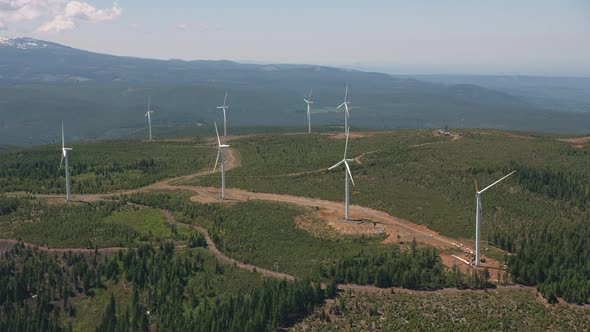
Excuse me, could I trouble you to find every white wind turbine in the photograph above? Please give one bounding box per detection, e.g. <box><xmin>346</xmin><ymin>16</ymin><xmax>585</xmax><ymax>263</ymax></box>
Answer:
<box><xmin>213</xmin><ymin>122</ymin><xmax>230</xmax><ymax>200</ymax></box>
<box><xmin>59</xmin><ymin>121</ymin><xmax>73</xmax><ymax>202</ymax></box>
<box><xmin>474</xmin><ymin>170</ymin><xmax>516</xmax><ymax>267</ymax></box>
<box><xmin>145</xmin><ymin>96</ymin><xmax>154</xmax><ymax>141</ymax></box>
<box><xmin>216</xmin><ymin>92</ymin><xmax>229</xmax><ymax>137</ymax></box>
<box><xmin>304</xmin><ymin>89</ymin><xmax>313</xmax><ymax>133</ymax></box>
<box><xmin>337</xmin><ymin>85</ymin><xmax>351</xmax><ymax>131</ymax></box>
<box><xmin>329</xmin><ymin>126</ymin><xmax>356</xmax><ymax>220</ymax></box>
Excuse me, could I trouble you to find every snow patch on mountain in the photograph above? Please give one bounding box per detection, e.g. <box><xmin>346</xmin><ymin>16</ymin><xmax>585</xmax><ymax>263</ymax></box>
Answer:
<box><xmin>0</xmin><ymin>36</ymin><xmax>54</xmax><ymax>49</ymax></box>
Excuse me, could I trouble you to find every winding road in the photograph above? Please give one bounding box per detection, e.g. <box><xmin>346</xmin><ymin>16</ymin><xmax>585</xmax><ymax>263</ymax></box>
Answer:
<box><xmin>4</xmin><ymin>131</ymin><xmax>502</xmax><ymax>286</ymax></box>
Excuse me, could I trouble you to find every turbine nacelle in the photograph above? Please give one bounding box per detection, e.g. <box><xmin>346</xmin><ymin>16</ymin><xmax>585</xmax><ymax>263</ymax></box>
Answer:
<box><xmin>328</xmin><ymin>127</ymin><xmax>355</xmax><ymax>186</ymax></box>
<box><xmin>217</xmin><ymin>91</ymin><xmax>229</xmax><ymax>110</ymax></box>
<box><xmin>213</xmin><ymin>121</ymin><xmax>231</xmax><ymax>172</ymax></box>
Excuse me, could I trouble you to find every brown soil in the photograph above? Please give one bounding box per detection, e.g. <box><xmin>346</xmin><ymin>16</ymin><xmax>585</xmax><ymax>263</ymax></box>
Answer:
<box><xmin>558</xmin><ymin>136</ymin><xmax>590</xmax><ymax>144</ymax></box>
<box><xmin>165</xmin><ymin>185</ymin><xmax>501</xmax><ymax>269</ymax></box>
<box><xmin>317</xmin><ymin>209</ymin><xmax>386</xmax><ymax>238</ymax></box>
<box><xmin>327</xmin><ymin>132</ymin><xmax>372</xmax><ymax>139</ymax></box>
<box><xmin>145</xmin><ymin>138</ymin><xmax>198</xmax><ymax>143</ymax></box>
<box><xmin>14</xmin><ymin>133</ymin><xmax>504</xmax><ymax>277</ymax></box>
<box><xmin>0</xmin><ymin>238</ymin><xmax>126</xmax><ymax>254</ymax></box>
<box><xmin>476</xmin><ymin>130</ymin><xmax>536</xmax><ymax>140</ymax></box>
<box><xmin>411</xmin><ymin>131</ymin><xmax>462</xmax><ymax>148</ymax></box>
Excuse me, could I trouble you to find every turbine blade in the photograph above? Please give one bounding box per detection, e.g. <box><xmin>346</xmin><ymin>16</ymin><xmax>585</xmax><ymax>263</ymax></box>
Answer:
<box><xmin>337</xmin><ymin>102</ymin><xmax>345</xmax><ymax>109</ymax></box>
<box><xmin>344</xmin><ymin>84</ymin><xmax>348</xmax><ymax>102</ymax></box>
<box><xmin>308</xmin><ymin>89</ymin><xmax>313</xmax><ymax>100</ymax></box>
<box><xmin>61</xmin><ymin>121</ymin><xmax>64</xmax><ymax>149</ymax></box>
<box><xmin>223</xmin><ymin>91</ymin><xmax>228</xmax><ymax>107</ymax></box>
<box><xmin>474</xmin><ymin>178</ymin><xmax>479</xmax><ymax>193</ymax></box>
<box><xmin>328</xmin><ymin>160</ymin><xmax>344</xmax><ymax>170</ymax></box>
<box><xmin>59</xmin><ymin>154</ymin><xmax>64</xmax><ymax>169</ymax></box>
<box><xmin>214</xmin><ymin>148</ymin><xmax>220</xmax><ymax>172</ymax></box>
<box><xmin>214</xmin><ymin>122</ymin><xmax>221</xmax><ymax>146</ymax></box>
<box><xmin>479</xmin><ymin>170</ymin><xmax>516</xmax><ymax>193</ymax></box>
<box><xmin>345</xmin><ymin>161</ymin><xmax>355</xmax><ymax>186</ymax></box>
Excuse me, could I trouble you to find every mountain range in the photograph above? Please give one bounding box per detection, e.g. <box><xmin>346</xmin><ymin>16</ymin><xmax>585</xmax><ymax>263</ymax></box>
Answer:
<box><xmin>0</xmin><ymin>36</ymin><xmax>588</xmax><ymax>146</ymax></box>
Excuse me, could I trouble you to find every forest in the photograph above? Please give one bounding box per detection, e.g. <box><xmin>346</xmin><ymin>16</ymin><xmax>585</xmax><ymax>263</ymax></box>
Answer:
<box><xmin>0</xmin><ymin>129</ymin><xmax>589</xmax><ymax>330</ymax></box>
<box><xmin>0</xmin><ymin>241</ymin><xmax>334</xmax><ymax>331</ymax></box>
<box><xmin>0</xmin><ymin>139</ymin><xmax>213</xmax><ymax>194</ymax></box>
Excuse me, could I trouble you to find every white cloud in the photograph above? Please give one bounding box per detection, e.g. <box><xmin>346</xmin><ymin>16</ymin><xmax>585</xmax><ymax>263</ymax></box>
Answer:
<box><xmin>36</xmin><ymin>1</ymin><xmax>121</xmax><ymax>32</ymax></box>
<box><xmin>175</xmin><ymin>23</ymin><xmax>188</xmax><ymax>31</ymax></box>
<box><xmin>0</xmin><ymin>0</ymin><xmax>121</xmax><ymax>33</ymax></box>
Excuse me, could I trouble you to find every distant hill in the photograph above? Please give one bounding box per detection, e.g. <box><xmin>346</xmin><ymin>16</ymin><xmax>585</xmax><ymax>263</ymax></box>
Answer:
<box><xmin>1</xmin><ymin>36</ymin><xmax>589</xmax><ymax>146</ymax></box>
<box><xmin>408</xmin><ymin>74</ymin><xmax>590</xmax><ymax>113</ymax></box>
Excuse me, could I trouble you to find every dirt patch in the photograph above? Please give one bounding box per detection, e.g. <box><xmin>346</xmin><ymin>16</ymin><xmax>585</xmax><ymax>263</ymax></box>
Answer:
<box><xmin>558</xmin><ymin>136</ymin><xmax>590</xmax><ymax>144</ymax></box>
<box><xmin>293</xmin><ymin>209</ymin><xmax>339</xmax><ymax>238</ymax></box>
<box><xmin>317</xmin><ymin>209</ymin><xmax>386</xmax><ymax>238</ymax></box>
<box><xmin>146</xmin><ymin>138</ymin><xmax>198</xmax><ymax>143</ymax></box>
<box><xmin>327</xmin><ymin>132</ymin><xmax>372</xmax><ymax>140</ymax></box>
<box><xmin>441</xmin><ymin>252</ymin><xmax>469</xmax><ymax>270</ymax></box>
<box><xmin>189</xmin><ymin>193</ymin><xmax>235</xmax><ymax>204</ymax></box>
<box><xmin>475</xmin><ymin>130</ymin><xmax>536</xmax><ymax>140</ymax></box>
<box><xmin>0</xmin><ymin>239</ymin><xmax>126</xmax><ymax>255</ymax></box>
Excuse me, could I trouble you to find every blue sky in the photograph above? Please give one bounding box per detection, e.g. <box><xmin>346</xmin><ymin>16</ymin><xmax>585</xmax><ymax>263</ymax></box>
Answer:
<box><xmin>2</xmin><ymin>0</ymin><xmax>589</xmax><ymax>76</ymax></box>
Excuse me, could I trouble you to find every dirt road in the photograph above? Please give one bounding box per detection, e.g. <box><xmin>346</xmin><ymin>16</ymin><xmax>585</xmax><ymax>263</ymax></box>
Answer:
<box><xmin>21</xmin><ymin>132</ymin><xmax>498</xmax><ymax>270</ymax></box>
<box><xmin>160</xmin><ymin>209</ymin><xmax>295</xmax><ymax>280</ymax></box>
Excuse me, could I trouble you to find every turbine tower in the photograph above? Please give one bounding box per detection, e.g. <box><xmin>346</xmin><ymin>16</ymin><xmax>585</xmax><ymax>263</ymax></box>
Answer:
<box><xmin>59</xmin><ymin>121</ymin><xmax>73</xmax><ymax>202</ymax></box>
<box><xmin>213</xmin><ymin>122</ymin><xmax>230</xmax><ymax>200</ymax></box>
<box><xmin>337</xmin><ymin>85</ymin><xmax>351</xmax><ymax>131</ymax></box>
<box><xmin>474</xmin><ymin>170</ymin><xmax>516</xmax><ymax>267</ymax></box>
<box><xmin>145</xmin><ymin>97</ymin><xmax>154</xmax><ymax>141</ymax></box>
<box><xmin>329</xmin><ymin>126</ymin><xmax>356</xmax><ymax>220</ymax></box>
<box><xmin>216</xmin><ymin>92</ymin><xmax>229</xmax><ymax>137</ymax></box>
<box><xmin>304</xmin><ymin>89</ymin><xmax>313</xmax><ymax>133</ymax></box>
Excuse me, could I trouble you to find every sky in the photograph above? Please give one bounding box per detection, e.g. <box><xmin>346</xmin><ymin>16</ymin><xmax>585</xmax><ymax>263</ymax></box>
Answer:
<box><xmin>1</xmin><ymin>0</ymin><xmax>589</xmax><ymax>76</ymax></box>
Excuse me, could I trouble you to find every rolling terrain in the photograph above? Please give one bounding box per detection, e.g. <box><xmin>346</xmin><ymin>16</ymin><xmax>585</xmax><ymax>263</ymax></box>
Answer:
<box><xmin>0</xmin><ymin>128</ymin><xmax>588</xmax><ymax>330</ymax></box>
<box><xmin>2</xmin><ymin>37</ymin><xmax>590</xmax><ymax>146</ymax></box>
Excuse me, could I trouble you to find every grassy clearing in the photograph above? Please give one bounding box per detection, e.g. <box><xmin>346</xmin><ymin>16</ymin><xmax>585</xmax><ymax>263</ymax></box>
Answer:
<box><xmin>104</xmin><ymin>206</ymin><xmax>190</xmax><ymax>240</ymax></box>
<box><xmin>4</xmin><ymin>200</ymin><xmax>190</xmax><ymax>248</ymax></box>
<box><xmin>210</xmin><ymin>201</ymin><xmax>391</xmax><ymax>278</ymax></box>
<box><xmin>293</xmin><ymin>288</ymin><xmax>590</xmax><ymax>331</ymax></box>
<box><xmin>126</xmin><ymin>191</ymin><xmax>412</xmax><ymax>279</ymax></box>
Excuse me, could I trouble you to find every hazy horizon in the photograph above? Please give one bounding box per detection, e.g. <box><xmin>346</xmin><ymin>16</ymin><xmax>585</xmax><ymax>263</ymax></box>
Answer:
<box><xmin>1</xmin><ymin>1</ymin><xmax>589</xmax><ymax>77</ymax></box>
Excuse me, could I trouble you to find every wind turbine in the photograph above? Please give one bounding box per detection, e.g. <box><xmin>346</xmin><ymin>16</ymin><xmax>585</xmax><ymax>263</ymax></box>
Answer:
<box><xmin>304</xmin><ymin>89</ymin><xmax>313</xmax><ymax>133</ymax></box>
<box><xmin>213</xmin><ymin>122</ymin><xmax>230</xmax><ymax>200</ymax></box>
<box><xmin>474</xmin><ymin>170</ymin><xmax>516</xmax><ymax>267</ymax></box>
<box><xmin>145</xmin><ymin>96</ymin><xmax>154</xmax><ymax>141</ymax></box>
<box><xmin>216</xmin><ymin>92</ymin><xmax>229</xmax><ymax>137</ymax></box>
<box><xmin>329</xmin><ymin>126</ymin><xmax>356</xmax><ymax>220</ymax></box>
<box><xmin>337</xmin><ymin>84</ymin><xmax>351</xmax><ymax>131</ymax></box>
<box><xmin>59</xmin><ymin>121</ymin><xmax>73</xmax><ymax>202</ymax></box>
